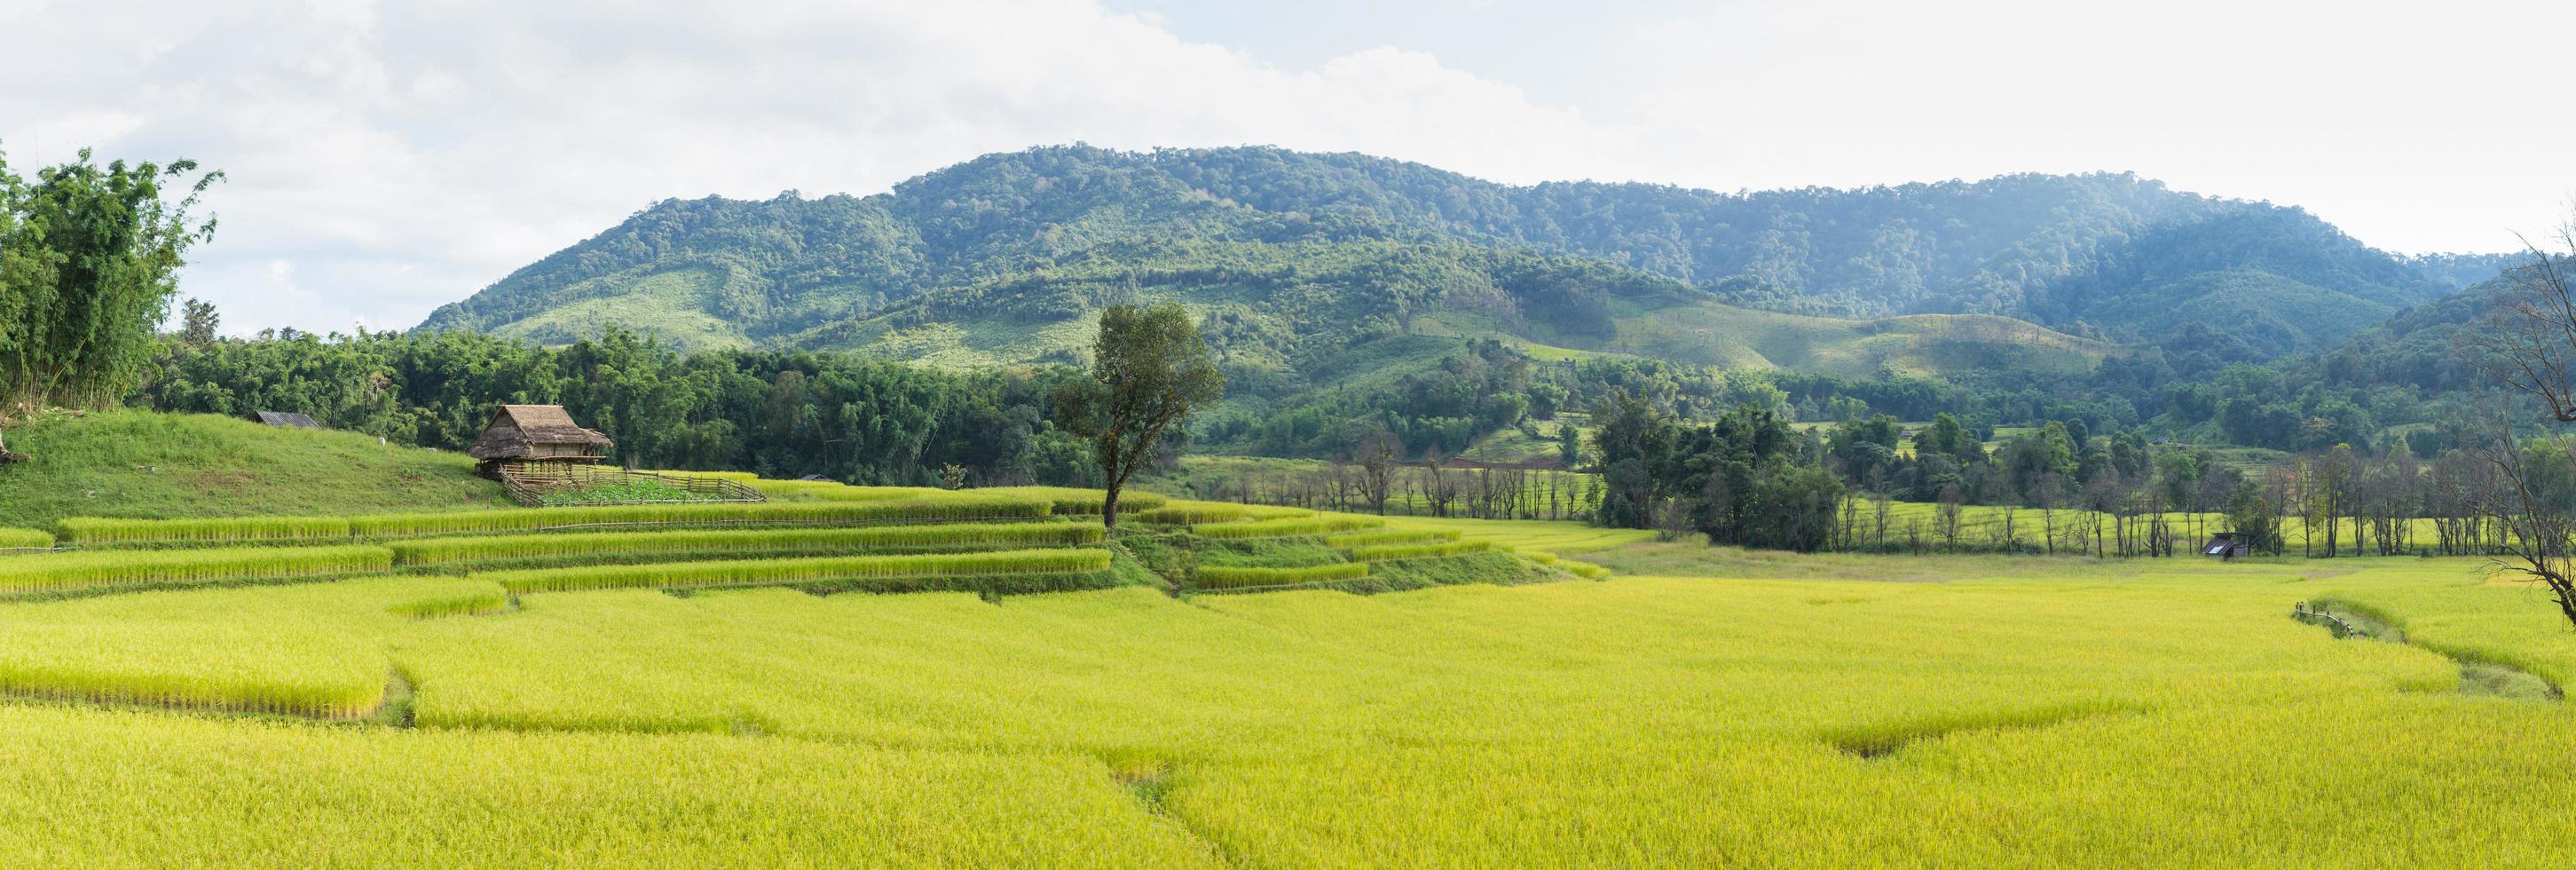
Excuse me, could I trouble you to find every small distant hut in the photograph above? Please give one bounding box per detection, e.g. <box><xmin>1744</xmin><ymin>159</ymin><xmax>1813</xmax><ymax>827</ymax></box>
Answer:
<box><xmin>2201</xmin><ymin>532</ymin><xmax>2250</xmax><ymax>559</ymax></box>
<box><xmin>255</xmin><ymin>411</ymin><xmax>321</xmax><ymax>430</ymax></box>
<box><xmin>469</xmin><ymin>405</ymin><xmax>612</xmax><ymax>478</ymax></box>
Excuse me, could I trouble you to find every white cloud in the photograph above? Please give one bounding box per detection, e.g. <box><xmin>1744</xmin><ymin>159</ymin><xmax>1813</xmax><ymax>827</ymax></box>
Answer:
<box><xmin>0</xmin><ymin>0</ymin><xmax>1642</xmax><ymax>334</ymax></box>
<box><xmin>4</xmin><ymin>0</ymin><xmax>2568</xmax><ymax>335</ymax></box>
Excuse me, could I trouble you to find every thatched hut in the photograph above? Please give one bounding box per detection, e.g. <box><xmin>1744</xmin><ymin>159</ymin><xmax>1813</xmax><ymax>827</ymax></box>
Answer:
<box><xmin>469</xmin><ymin>405</ymin><xmax>612</xmax><ymax>478</ymax></box>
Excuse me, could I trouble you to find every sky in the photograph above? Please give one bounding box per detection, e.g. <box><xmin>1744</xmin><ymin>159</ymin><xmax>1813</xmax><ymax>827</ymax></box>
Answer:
<box><xmin>4</xmin><ymin>0</ymin><xmax>2570</xmax><ymax>335</ymax></box>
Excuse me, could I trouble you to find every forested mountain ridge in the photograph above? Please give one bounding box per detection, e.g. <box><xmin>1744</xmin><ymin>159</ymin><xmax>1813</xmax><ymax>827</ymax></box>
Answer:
<box><xmin>419</xmin><ymin>144</ymin><xmax>2483</xmax><ymax>362</ymax></box>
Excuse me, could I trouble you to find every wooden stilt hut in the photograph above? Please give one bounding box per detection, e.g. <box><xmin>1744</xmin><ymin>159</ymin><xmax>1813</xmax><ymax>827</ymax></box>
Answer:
<box><xmin>469</xmin><ymin>405</ymin><xmax>613</xmax><ymax>479</ymax></box>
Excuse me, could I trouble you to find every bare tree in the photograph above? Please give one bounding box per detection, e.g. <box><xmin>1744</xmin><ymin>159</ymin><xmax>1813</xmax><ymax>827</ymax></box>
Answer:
<box><xmin>2464</xmin><ymin>225</ymin><xmax>2576</xmax><ymax>628</ymax></box>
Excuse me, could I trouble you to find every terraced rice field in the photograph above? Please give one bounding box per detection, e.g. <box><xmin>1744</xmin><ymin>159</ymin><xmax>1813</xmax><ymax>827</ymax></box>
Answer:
<box><xmin>0</xmin><ymin>481</ymin><xmax>2571</xmax><ymax>865</ymax></box>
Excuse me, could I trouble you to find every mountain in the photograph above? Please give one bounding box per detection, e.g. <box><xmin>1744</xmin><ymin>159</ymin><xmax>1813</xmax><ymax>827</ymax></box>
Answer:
<box><xmin>419</xmin><ymin>144</ymin><xmax>2469</xmax><ymax>368</ymax></box>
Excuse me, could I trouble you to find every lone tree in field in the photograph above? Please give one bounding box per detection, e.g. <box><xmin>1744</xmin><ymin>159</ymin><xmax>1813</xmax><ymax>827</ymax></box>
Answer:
<box><xmin>1055</xmin><ymin>303</ymin><xmax>1223</xmax><ymax>528</ymax></box>
<box><xmin>2465</xmin><ymin>218</ymin><xmax>2576</xmax><ymax>629</ymax></box>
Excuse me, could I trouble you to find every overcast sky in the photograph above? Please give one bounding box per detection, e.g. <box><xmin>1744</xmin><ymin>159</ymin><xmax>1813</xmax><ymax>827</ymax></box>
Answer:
<box><xmin>5</xmin><ymin>0</ymin><xmax>2570</xmax><ymax>335</ymax></box>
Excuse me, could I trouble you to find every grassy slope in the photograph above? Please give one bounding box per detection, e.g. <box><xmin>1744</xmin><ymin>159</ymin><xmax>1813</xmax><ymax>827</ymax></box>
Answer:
<box><xmin>0</xmin><ymin>411</ymin><xmax>508</xmax><ymax>528</ymax></box>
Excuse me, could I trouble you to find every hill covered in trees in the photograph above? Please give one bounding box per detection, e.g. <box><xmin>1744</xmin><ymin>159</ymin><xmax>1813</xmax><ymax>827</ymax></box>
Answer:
<box><xmin>420</xmin><ymin>145</ymin><xmax>2478</xmax><ymax>368</ymax></box>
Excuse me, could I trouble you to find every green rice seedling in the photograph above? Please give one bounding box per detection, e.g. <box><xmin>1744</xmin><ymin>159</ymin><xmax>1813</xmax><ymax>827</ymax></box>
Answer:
<box><xmin>55</xmin><ymin>515</ymin><xmax>354</xmax><ymax>546</ymax></box>
<box><xmin>1193</xmin><ymin>563</ymin><xmax>1370</xmax><ymax>589</ymax></box>
<box><xmin>480</xmin><ymin>548</ymin><xmax>1114</xmax><ymax>594</ymax></box>
<box><xmin>1341</xmin><ymin>541</ymin><xmax>1493</xmax><ymax>562</ymax></box>
<box><xmin>1323</xmin><ymin>528</ymin><xmax>1461</xmax><ymax>548</ymax></box>
<box><xmin>388</xmin><ymin>522</ymin><xmax>1103</xmax><ymax>566</ymax></box>
<box><xmin>1193</xmin><ymin>515</ymin><xmax>1384</xmax><ymax>540</ymax></box>
<box><xmin>0</xmin><ymin>528</ymin><xmax>53</xmax><ymax>550</ymax></box>
<box><xmin>0</xmin><ymin>545</ymin><xmax>392</xmax><ymax>595</ymax></box>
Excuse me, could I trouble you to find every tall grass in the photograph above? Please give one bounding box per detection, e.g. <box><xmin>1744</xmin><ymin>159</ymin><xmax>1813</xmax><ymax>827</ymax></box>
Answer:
<box><xmin>0</xmin><ymin>545</ymin><xmax>392</xmax><ymax>594</ymax></box>
<box><xmin>0</xmin><ymin>528</ymin><xmax>53</xmax><ymax>550</ymax></box>
<box><xmin>480</xmin><ymin>548</ymin><xmax>1114</xmax><ymax>594</ymax></box>
<box><xmin>1193</xmin><ymin>563</ymin><xmax>1370</xmax><ymax>589</ymax></box>
<box><xmin>388</xmin><ymin>522</ymin><xmax>1101</xmax><ymax>566</ymax></box>
<box><xmin>57</xmin><ymin>515</ymin><xmax>353</xmax><ymax>545</ymax></box>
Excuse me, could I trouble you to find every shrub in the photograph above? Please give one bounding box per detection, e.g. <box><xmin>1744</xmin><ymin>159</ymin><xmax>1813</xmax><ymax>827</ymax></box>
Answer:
<box><xmin>1193</xmin><ymin>563</ymin><xmax>1370</xmax><ymax>589</ymax></box>
<box><xmin>0</xmin><ymin>545</ymin><xmax>392</xmax><ymax>594</ymax></box>
<box><xmin>481</xmin><ymin>548</ymin><xmax>1113</xmax><ymax>594</ymax></box>
<box><xmin>389</xmin><ymin>523</ymin><xmax>1102</xmax><ymax>566</ymax></box>
<box><xmin>56</xmin><ymin>516</ymin><xmax>353</xmax><ymax>546</ymax></box>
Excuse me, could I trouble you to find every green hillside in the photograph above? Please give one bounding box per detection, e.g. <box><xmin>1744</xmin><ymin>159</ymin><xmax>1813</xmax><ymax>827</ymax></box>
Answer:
<box><xmin>418</xmin><ymin>145</ymin><xmax>2462</xmax><ymax>364</ymax></box>
<box><xmin>0</xmin><ymin>411</ymin><xmax>508</xmax><ymax>528</ymax></box>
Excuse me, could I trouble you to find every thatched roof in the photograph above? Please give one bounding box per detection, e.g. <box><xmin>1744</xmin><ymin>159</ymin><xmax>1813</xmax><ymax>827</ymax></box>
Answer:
<box><xmin>469</xmin><ymin>405</ymin><xmax>613</xmax><ymax>461</ymax></box>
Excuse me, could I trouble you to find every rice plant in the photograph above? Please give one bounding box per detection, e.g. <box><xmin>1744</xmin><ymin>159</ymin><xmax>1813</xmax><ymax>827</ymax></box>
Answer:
<box><xmin>1322</xmin><ymin>528</ymin><xmax>1461</xmax><ymax>548</ymax></box>
<box><xmin>387</xmin><ymin>522</ymin><xmax>1101</xmax><ymax>566</ymax></box>
<box><xmin>0</xmin><ymin>528</ymin><xmax>53</xmax><ymax>550</ymax></box>
<box><xmin>1133</xmin><ymin>503</ymin><xmax>1249</xmax><ymax>525</ymax></box>
<box><xmin>0</xmin><ymin>545</ymin><xmax>393</xmax><ymax>594</ymax></box>
<box><xmin>0</xmin><ymin>577</ymin><xmax>482</xmax><ymax>718</ymax></box>
<box><xmin>480</xmin><ymin>548</ymin><xmax>1114</xmax><ymax>594</ymax></box>
<box><xmin>1193</xmin><ymin>563</ymin><xmax>1370</xmax><ymax>589</ymax></box>
<box><xmin>1339</xmin><ymin>541</ymin><xmax>1493</xmax><ymax>562</ymax></box>
<box><xmin>386</xmin><ymin>581</ymin><xmax>512</xmax><ymax>620</ymax></box>
<box><xmin>346</xmin><ymin>494</ymin><xmax>1055</xmax><ymax>539</ymax></box>
<box><xmin>1193</xmin><ymin>515</ymin><xmax>1384</xmax><ymax>540</ymax></box>
<box><xmin>55</xmin><ymin>515</ymin><xmax>354</xmax><ymax>546</ymax></box>
<box><xmin>976</xmin><ymin>486</ymin><xmax>1167</xmax><ymax>516</ymax></box>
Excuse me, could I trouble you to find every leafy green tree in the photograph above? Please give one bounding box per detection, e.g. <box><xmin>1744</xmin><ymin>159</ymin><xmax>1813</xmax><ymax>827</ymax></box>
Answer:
<box><xmin>1053</xmin><ymin>303</ymin><xmax>1224</xmax><ymax>527</ymax></box>
<box><xmin>1</xmin><ymin>149</ymin><xmax>220</xmax><ymax>410</ymax></box>
<box><xmin>178</xmin><ymin>297</ymin><xmax>220</xmax><ymax>349</ymax></box>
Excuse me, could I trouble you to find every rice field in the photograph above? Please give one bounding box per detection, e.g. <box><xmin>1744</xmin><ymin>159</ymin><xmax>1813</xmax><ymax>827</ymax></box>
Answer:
<box><xmin>384</xmin><ymin>521</ymin><xmax>1101</xmax><ymax>566</ymax></box>
<box><xmin>2</xmin><ymin>478</ymin><xmax>2574</xmax><ymax>864</ymax></box>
